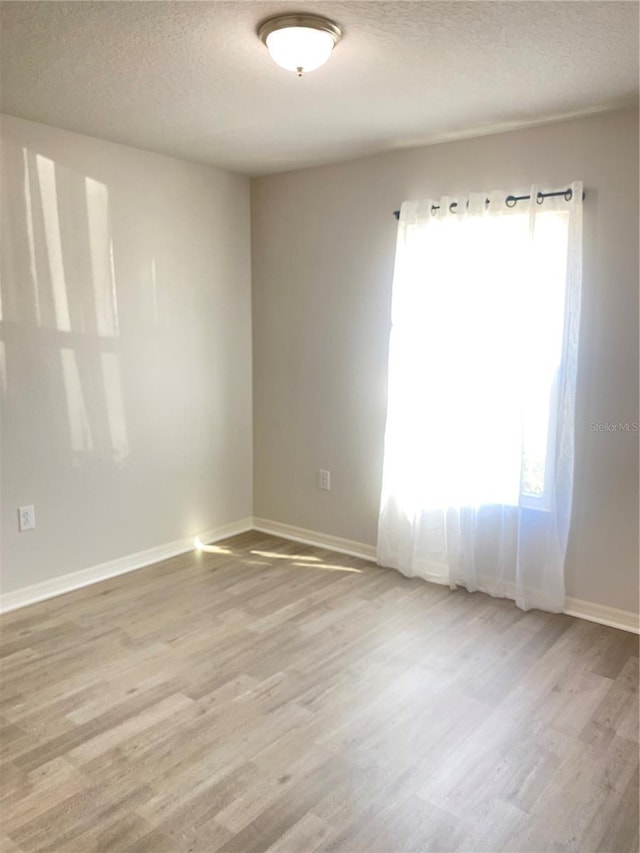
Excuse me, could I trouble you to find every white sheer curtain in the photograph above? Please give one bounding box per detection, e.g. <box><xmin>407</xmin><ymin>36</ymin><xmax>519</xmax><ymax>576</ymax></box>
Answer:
<box><xmin>377</xmin><ymin>184</ymin><xmax>583</xmax><ymax>612</ymax></box>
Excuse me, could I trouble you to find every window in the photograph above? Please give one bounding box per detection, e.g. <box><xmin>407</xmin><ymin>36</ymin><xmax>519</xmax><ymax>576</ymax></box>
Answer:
<box><xmin>384</xmin><ymin>197</ymin><xmax>573</xmax><ymax>513</ymax></box>
<box><xmin>377</xmin><ymin>184</ymin><xmax>583</xmax><ymax>612</ymax></box>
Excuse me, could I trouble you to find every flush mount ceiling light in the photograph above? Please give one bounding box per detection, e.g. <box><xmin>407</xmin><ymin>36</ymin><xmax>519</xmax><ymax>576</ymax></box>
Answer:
<box><xmin>258</xmin><ymin>14</ymin><xmax>342</xmax><ymax>77</ymax></box>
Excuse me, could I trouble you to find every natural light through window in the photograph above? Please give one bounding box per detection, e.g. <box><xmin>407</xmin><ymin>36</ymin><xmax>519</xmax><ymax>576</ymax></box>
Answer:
<box><xmin>385</xmin><ymin>206</ymin><xmax>570</xmax><ymax>513</ymax></box>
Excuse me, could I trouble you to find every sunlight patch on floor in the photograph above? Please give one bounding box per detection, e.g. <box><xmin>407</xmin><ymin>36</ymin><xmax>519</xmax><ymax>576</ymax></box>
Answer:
<box><xmin>250</xmin><ymin>550</ymin><xmax>321</xmax><ymax>562</ymax></box>
<box><xmin>193</xmin><ymin>538</ymin><xmax>231</xmax><ymax>554</ymax></box>
<box><xmin>292</xmin><ymin>561</ymin><xmax>363</xmax><ymax>573</ymax></box>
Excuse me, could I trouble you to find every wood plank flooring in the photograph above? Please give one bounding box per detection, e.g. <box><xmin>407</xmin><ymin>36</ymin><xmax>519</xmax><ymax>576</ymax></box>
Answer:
<box><xmin>0</xmin><ymin>530</ymin><xmax>638</xmax><ymax>852</ymax></box>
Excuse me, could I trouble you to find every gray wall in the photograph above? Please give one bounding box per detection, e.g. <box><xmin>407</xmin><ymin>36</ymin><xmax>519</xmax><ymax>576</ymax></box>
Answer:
<box><xmin>251</xmin><ymin>108</ymin><xmax>639</xmax><ymax>613</ymax></box>
<box><xmin>1</xmin><ymin>115</ymin><xmax>253</xmax><ymax>594</ymax></box>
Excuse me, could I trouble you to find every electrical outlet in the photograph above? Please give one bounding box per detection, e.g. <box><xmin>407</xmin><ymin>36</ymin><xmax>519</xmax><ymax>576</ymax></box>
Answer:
<box><xmin>318</xmin><ymin>469</ymin><xmax>331</xmax><ymax>491</ymax></box>
<box><xmin>18</xmin><ymin>505</ymin><xmax>36</xmax><ymax>532</ymax></box>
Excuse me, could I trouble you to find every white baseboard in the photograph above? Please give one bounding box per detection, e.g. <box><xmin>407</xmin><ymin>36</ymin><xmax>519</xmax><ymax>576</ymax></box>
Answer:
<box><xmin>252</xmin><ymin>517</ymin><xmax>376</xmax><ymax>562</ymax></box>
<box><xmin>0</xmin><ymin>517</ymin><xmax>253</xmax><ymax>614</ymax></box>
<box><xmin>564</xmin><ymin>597</ymin><xmax>639</xmax><ymax>634</ymax></box>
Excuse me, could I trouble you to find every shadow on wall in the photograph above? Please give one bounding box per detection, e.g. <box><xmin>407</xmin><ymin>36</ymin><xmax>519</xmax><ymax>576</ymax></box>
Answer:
<box><xmin>0</xmin><ymin>145</ymin><xmax>131</xmax><ymax>466</ymax></box>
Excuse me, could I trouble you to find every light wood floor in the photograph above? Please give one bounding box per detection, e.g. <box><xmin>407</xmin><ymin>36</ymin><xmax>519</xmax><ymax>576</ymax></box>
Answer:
<box><xmin>1</xmin><ymin>531</ymin><xmax>638</xmax><ymax>853</ymax></box>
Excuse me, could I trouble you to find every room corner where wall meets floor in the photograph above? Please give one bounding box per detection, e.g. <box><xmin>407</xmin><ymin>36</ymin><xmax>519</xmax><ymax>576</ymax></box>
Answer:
<box><xmin>1</xmin><ymin>516</ymin><xmax>638</xmax><ymax>635</ymax></box>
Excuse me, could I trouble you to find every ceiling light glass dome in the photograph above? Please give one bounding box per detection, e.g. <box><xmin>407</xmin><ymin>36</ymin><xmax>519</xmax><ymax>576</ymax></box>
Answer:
<box><xmin>258</xmin><ymin>15</ymin><xmax>342</xmax><ymax>76</ymax></box>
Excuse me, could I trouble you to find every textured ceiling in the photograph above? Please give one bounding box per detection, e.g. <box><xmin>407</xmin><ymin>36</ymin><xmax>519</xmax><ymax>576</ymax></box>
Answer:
<box><xmin>1</xmin><ymin>1</ymin><xmax>638</xmax><ymax>175</ymax></box>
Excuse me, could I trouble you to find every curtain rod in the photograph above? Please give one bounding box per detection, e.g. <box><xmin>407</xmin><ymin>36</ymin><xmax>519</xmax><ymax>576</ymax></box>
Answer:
<box><xmin>392</xmin><ymin>186</ymin><xmax>584</xmax><ymax>220</ymax></box>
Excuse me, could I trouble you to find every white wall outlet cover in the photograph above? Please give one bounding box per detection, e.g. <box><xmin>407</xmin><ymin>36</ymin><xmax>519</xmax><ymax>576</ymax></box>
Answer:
<box><xmin>18</xmin><ymin>505</ymin><xmax>36</xmax><ymax>532</ymax></box>
<box><xmin>318</xmin><ymin>469</ymin><xmax>331</xmax><ymax>491</ymax></box>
